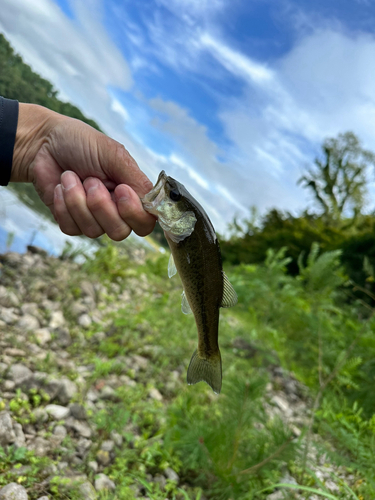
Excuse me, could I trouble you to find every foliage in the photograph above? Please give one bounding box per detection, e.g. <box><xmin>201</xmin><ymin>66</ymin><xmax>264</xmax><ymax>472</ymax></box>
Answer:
<box><xmin>298</xmin><ymin>132</ymin><xmax>375</xmax><ymax>222</ymax></box>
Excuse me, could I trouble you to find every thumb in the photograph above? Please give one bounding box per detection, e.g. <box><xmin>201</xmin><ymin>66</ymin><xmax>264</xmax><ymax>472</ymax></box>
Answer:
<box><xmin>97</xmin><ymin>135</ymin><xmax>153</xmax><ymax>197</ymax></box>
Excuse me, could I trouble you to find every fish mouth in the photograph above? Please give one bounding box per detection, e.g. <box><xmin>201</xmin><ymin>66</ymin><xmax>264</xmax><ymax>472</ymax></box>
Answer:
<box><xmin>141</xmin><ymin>170</ymin><xmax>167</xmax><ymax>212</ymax></box>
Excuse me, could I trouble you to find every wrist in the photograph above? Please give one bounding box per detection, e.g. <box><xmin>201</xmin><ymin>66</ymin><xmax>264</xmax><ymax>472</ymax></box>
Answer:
<box><xmin>11</xmin><ymin>103</ymin><xmax>63</xmax><ymax>182</ymax></box>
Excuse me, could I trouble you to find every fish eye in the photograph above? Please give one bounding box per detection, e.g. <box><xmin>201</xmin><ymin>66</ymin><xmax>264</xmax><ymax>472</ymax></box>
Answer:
<box><xmin>169</xmin><ymin>189</ymin><xmax>181</xmax><ymax>202</ymax></box>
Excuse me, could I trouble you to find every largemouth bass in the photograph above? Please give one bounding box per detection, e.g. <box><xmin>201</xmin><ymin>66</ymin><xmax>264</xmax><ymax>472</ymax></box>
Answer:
<box><xmin>141</xmin><ymin>171</ymin><xmax>237</xmax><ymax>394</ymax></box>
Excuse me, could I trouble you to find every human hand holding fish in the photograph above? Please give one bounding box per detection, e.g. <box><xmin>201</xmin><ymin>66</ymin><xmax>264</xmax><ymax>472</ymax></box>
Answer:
<box><xmin>142</xmin><ymin>171</ymin><xmax>238</xmax><ymax>394</ymax></box>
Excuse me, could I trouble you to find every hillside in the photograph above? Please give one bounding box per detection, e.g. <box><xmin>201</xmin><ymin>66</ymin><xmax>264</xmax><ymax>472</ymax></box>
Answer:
<box><xmin>0</xmin><ymin>241</ymin><xmax>373</xmax><ymax>500</ymax></box>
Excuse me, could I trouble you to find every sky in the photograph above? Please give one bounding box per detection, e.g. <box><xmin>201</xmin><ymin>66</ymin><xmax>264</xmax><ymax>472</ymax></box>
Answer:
<box><xmin>2</xmin><ymin>0</ymin><xmax>375</xmax><ymax>234</ymax></box>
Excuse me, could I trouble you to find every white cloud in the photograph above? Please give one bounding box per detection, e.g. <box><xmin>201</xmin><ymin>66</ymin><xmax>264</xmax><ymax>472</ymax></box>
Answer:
<box><xmin>200</xmin><ymin>33</ymin><xmax>274</xmax><ymax>85</ymax></box>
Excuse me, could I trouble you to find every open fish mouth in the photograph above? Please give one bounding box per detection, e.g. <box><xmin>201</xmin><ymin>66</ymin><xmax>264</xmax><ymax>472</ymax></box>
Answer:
<box><xmin>141</xmin><ymin>170</ymin><xmax>168</xmax><ymax>212</ymax></box>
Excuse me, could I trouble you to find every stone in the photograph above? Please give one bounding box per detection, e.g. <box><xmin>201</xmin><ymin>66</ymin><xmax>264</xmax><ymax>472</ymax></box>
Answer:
<box><xmin>45</xmin><ymin>404</ymin><xmax>70</xmax><ymax>420</ymax></box>
<box><xmin>78</xmin><ymin>314</ymin><xmax>92</xmax><ymax>329</ymax></box>
<box><xmin>76</xmin><ymin>438</ymin><xmax>92</xmax><ymax>457</ymax></box>
<box><xmin>110</xmin><ymin>431</ymin><xmax>123</xmax><ymax>447</ymax></box>
<box><xmin>153</xmin><ymin>474</ymin><xmax>166</xmax><ymax>489</ymax></box>
<box><xmin>78</xmin><ymin>481</ymin><xmax>97</xmax><ymax>500</ymax></box>
<box><xmin>33</xmin><ymin>408</ymin><xmax>48</xmax><ymax>423</ymax></box>
<box><xmin>132</xmin><ymin>355</ymin><xmax>148</xmax><ymax>370</ymax></box>
<box><xmin>100</xmin><ymin>386</ymin><xmax>116</xmax><ymax>400</ymax></box>
<box><xmin>164</xmin><ymin>467</ymin><xmax>179</xmax><ymax>482</ymax></box>
<box><xmin>58</xmin><ymin>378</ymin><xmax>78</xmax><ymax>405</ymax></box>
<box><xmin>88</xmin><ymin>461</ymin><xmax>98</xmax><ymax>473</ymax></box>
<box><xmin>65</xmin><ymin>417</ymin><xmax>92</xmax><ymax>438</ymax></box>
<box><xmin>7</xmin><ymin>364</ymin><xmax>35</xmax><ymax>391</ymax></box>
<box><xmin>0</xmin><ymin>483</ymin><xmax>28</xmax><ymax>500</ymax></box>
<box><xmin>101</xmin><ymin>440</ymin><xmax>114</xmax><ymax>452</ymax></box>
<box><xmin>49</xmin><ymin>311</ymin><xmax>65</xmax><ymax>329</ymax></box>
<box><xmin>54</xmin><ymin>327</ymin><xmax>72</xmax><ymax>347</ymax></box>
<box><xmin>36</xmin><ymin>497</ymin><xmax>50</xmax><ymax>500</ymax></box>
<box><xmin>0</xmin><ymin>286</ymin><xmax>19</xmax><ymax>308</ymax></box>
<box><xmin>80</xmin><ymin>281</ymin><xmax>96</xmax><ymax>301</ymax></box>
<box><xmin>0</xmin><ymin>307</ymin><xmax>18</xmax><ymax>324</ymax></box>
<box><xmin>0</xmin><ymin>412</ymin><xmax>16</xmax><ymax>446</ymax></box>
<box><xmin>27</xmin><ymin>437</ymin><xmax>51</xmax><ymax>457</ymax></box>
<box><xmin>21</xmin><ymin>303</ymin><xmax>41</xmax><ymax>319</ymax></box>
<box><xmin>266</xmin><ymin>492</ymin><xmax>284</xmax><ymax>500</ymax></box>
<box><xmin>271</xmin><ymin>394</ymin><xmax>292</xmax><ymax>417</ymax></box>
<box><xmin>96</xmin><ymin>450</ymin><xmax>111</xmax><ymax>466</ymax></box>
<box><xmin>4</xmin><ymin>348</ymin><xmax>26</xmax><ymax>357</ymax></box>
<box><xmin>13</xmin><ymin>423</ymin><xmax>26</xmax><ymax>448</ymax></box>
<box><xmin>0</xmin><ymin>363</ymin><xmax>8</xmax><ymax>374</ymax></box>
<box><xmin>148</xmin><ymin>388</ymin><xmax>163</xmax><ymax>401</ymax></box>
<box><xmin>95</xmin><ymin>473</ymin><xmax>116</xmax><ymax>491</ymax></box>
<box><xmin>53</xmin><ymin>425</ymin><xmax>67</xmax><ymax>441</ymax></box>
<box><xmin>34</xmin><ymin>328</ymin><xmax>52</xmax><ymax>346</ymax></box>
<box><xmin>17</xmin><ymin>314</ymin><xmax>40</xmax><ymax>331</ymax></box>
<box><xmin>2</xmin><ymin>381</ymin><xmax>15</xmax><ymax>391</ymax></box>
<box><xmin>69</xmin><ymin>403</ymin><xmax>87</xmax><ymax>420</ymax></box>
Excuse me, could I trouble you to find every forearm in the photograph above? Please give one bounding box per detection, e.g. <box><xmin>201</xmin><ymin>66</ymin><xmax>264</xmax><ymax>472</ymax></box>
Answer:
<box><xmin>11</xmin><ymin>103</ymin><xmax>63</xmax><ymax>183</ymax></box>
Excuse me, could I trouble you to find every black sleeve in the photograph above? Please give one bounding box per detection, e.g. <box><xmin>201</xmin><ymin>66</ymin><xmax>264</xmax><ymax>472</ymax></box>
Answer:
<box><xmin>0</xmin><ymin>96</ymin><xmax>19</xmax><ymax>186</ymax></box>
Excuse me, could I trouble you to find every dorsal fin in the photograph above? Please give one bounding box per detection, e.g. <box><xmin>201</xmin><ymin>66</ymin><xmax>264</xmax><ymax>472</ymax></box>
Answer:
<box><xmin>221</xmin><ymin>272</ymin><xmax>238</xmax><ymax>308</ymax></box>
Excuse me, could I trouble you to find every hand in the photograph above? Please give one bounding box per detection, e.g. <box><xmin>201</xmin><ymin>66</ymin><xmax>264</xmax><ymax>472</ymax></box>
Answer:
<box><xmin>11</xmin><ymin>103</ymin><xmax>156</xmax><ymax>240</ymax></box>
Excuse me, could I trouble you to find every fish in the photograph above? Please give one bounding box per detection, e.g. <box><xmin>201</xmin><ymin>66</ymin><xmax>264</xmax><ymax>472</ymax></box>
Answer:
<box><xmin>141</xmin><ymin>171</ymin><xmax>237</xmax><ymax>394</ymax></box>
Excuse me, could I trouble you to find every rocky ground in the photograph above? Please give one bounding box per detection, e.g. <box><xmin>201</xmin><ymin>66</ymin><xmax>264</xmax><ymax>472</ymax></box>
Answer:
<box><xmin>0</xmin><ymin>247</ymin><xmax>358</xmax><ymax>499</ymax></box>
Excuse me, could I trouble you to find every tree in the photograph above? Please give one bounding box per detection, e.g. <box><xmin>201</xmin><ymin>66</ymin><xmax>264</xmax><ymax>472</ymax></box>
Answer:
<box><xmin>298</xmin><ymin>132</ymin><xmax>375</xmax><ymax>222</ymax></box>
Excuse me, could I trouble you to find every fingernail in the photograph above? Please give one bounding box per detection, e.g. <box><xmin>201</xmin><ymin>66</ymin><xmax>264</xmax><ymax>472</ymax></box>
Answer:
<box><xmin>55</xmin><ymin>184</ymin><xmax>63</xmax><ymax>199</ymax></box>
<box><xmin>115</xmin><ymin>186</ymin><xmax>128</xmax><ymax>202</ymax></box>
<box><xmin>85</xmin><ymin>178</ymin><xmax>100</xmax><ymax>194</ymax></box>
<box><xmin>61</xmin><ymin>171</ymin><xmax>77</xmax><ymax>190</ymax></box>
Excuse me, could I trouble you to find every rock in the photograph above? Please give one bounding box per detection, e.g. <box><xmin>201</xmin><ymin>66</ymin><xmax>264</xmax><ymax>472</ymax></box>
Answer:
<box><xmin>0</xmin><ymin>286</ymin><xmax>19</xmax><ymax>308</ymax></box>
<box><xmin>76</xmin><ymin>438</ymin><xmax>92</xmax><ymax>458</ymax></box>
<box><xmin>13</xmin><ymin>423</ymin><xmax>26</xmax><ymax>448</ymax></box>
<box><xmin>27</xmin><ymin>245</ymin><xmax>48</xmax><ymax>257</ymax></box>
<box><xmin>0</xmin><ymin>412</ymin><xmax>16</xmax><ymax>446</ymax></box>
<box><xmin>96</xmin><ymin>450</ymin><xmax>111</xmax><ymax>466</ymax></box>
<box><xmin>0</xmin><ymin>362</ymin><xmax>7</xmax><ymax>374</ymax></box>
<box><xmin>100</xmin><ymin>386</ymin><xmax>117</xmax><ymax>400</ymax></box>
<box><xmin>271</xmin><ymin>394</ymin><xmax>292</xmax><ymax>417</ymax></box>
<box><xmin>78</xmin><ymin>481</ymin><xmax>97</xmax><ymax>500</ymax></box>
<box><xmin>78</xmin><ymin>314</ymin><xmax>92</xmax><ymax>329</ymax></box>
<box><xmin>164</xmin><ymin>467</ymin><xmax>179</xmax><ymax>482</ymax></box>
<box><xmin>49</xmin><ymin>311</ymin><xmax>65</xmax><ymax>329</ymax></box>
<box><xmin>34</xmin><ymin>328</ymin><xmax>52</xmax><ymax>346</ymax></box>
<box><xmin>17</xmin><ymin>314</ymin><xmax>40</xmax><ymax>331</ymax></box>
<box><xmin>88</xmin><ymin>461</ymin><xmax>98</xmax><ymax>473</ymax></box>
<box><xmin>2</xmin><ymin>380</ymin><xmax>15</xmax><ymax>391</ymax></box>
<box><xmin>132</xmin><ymin>355</ymin><xmax>148</xmax><ymax>371</ymax></box>
<box><xmin>266</xmin><ymin>491</ymin><xmax>284</xmax><ymax>500</ymax></box>
<box><xmin>45</xmin><ymin>404</ymin><xmax>70</xmax><ymax>420</ymax></box>
<box><xmin>33</xmin><ymin>408</ymin><xmax>48</xmax><ymax>423</ymax></box>
<box><xmin>70</xmin><ymin>302</ymin><xmax>89</xmax><ymax>318</ymax></box>
<box><xmin>21</xmin><ymin>303</ymin><xmax>41</xmax><ymax>320</ymax></box>
<box><xmin>44</xmin><ymin>377</ymin><xmax>77</xmax><ymax>405</ymax></box>
<box><xmin>7</xmin><ymin>364</ymin><xmax>34</xmax><ymax>391</ymax></box>
<box><xmin>4</xmin><ymin>348</ymin><xmax>26</xmax><ymax>357</ymax></box>
<box><xmin>53</xmin><ymin>425</ymin><xmax>67</xmax><ymax>441</ymax></box>
<box><xmin>101</xmin><ymin>440</ymin><xmax>114</xmax><ymax>452</ymax></box>
<box><xmin>65</xmin><ymin>417</ymin><xmax>92</xmax><ymax>438</ymax></box>
<box><xmin>0</xmin><ymin>307</ymin><xmax>18</xmax><ymax>324</ymax></box>
<box><xmin>80</xmin><ymin>281</ymin><xmax>96</xmax><ymax>301</ymax></box>
<box><xmin>110</xmin><ymin>431</ymin><xmax>123</xmax><ymax>447</ymax></box>
<box><xmin>69</xmin><ymin>403</ymin><xmax>87</xmax><ymax>420</ymax></box>
<box><xmin>0</xmin><ymin>483</ymin><xmax>28</xmax><ymax>500</ymax></box>
<box><xmin>148</xmin><ymin>388</ymin><xmax>163</xmax><ymax>401</ymax></box>
<box><xmin>94</xmin><ymin>473</ymin><xmax>116</xmax><ymax>491</ymax></box>
<box><xmin>27</xmin><ymin>437</ymin><xmax>50</xmax><ymax>457</ymax></box>
<box><xmin>54</xmin><ymin>327</ymin><xmax>71</xmax><ymax>347</ymax></box>
<box><xmin>153</xmin><ymin>474</ymin><xmax>166</xmax><ymax>489</ymax></box>
<box><xmin>36</xmin><ymin>497</ymin><xmax>49</xmax><ymax>500</ymax></box>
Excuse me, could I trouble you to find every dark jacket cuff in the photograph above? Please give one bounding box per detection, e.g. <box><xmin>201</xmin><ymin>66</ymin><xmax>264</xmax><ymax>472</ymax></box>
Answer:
<box><xmin>0</xmin><ymin>96</ymin><xmax>19</xmax><ymax>186</ymax></box>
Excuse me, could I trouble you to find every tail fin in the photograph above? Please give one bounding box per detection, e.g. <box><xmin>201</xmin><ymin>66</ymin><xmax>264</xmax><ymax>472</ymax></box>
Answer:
<box><xmin>187</xmin><ymin>349</ymin><xmax>222</xmax><ymax>394</ymax></box>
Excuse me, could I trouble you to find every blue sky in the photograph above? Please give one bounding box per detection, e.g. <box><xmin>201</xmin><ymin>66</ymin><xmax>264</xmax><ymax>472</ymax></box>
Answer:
<box><xmin>2</xmin><ymin>0</ymin><xmax>375</xmax><ymax>233</ymax></box>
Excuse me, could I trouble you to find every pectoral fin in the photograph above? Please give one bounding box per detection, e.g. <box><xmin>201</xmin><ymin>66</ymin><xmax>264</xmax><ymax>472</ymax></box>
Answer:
<box><xmin>221</xmin><ymin>272</ymin><xmax>238</xmax><ymax>308</ymax></box>
<box><xmin>187</xmin><ymin>349</ymin><xmax>222</xmax><ymax>394</ymax></box>
<box><xmin>181</xmin><ymin>291</ymin><xmax>192</xmax><ymax>314</ymax></box>
<box><xmin>168</xmin><ymin>253</ymin><xmax>177</xmax><ymax>278</ymax></box>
